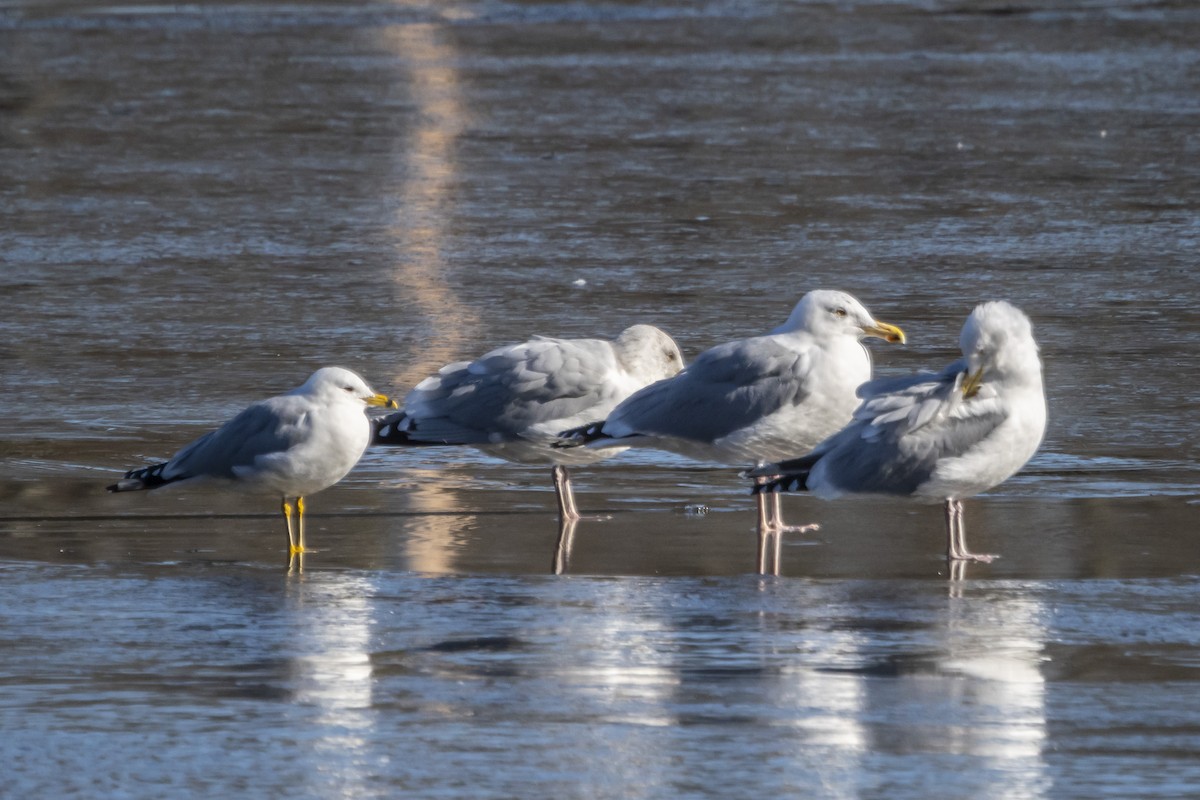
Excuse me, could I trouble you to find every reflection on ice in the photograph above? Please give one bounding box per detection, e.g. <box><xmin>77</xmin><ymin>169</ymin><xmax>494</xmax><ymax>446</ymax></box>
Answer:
<box><xmin>559</xmin><ymin>582</ymin><xmax>680</xmax><ymax>728</ymax></box>
<box><xmin>780</xmin><ymin>633</ymin><xmax>869</xmax><ymax>753</ymax></box>
<box><xmin>887</xmin><ymin>584</ymin><xmax>1050</xmax><ymax>798</ymax></box>
<box><xmin>2</xmin><ymin>0</ymin><xmax>1198</xmax><ymax>793</ymax></box>
<box><xmin>379</xmin><ymin>21</ymin><xmax>478</xmax><ymax>391</ymax></box>
<box><xmin>552</xmin><ymin>517</ymin><xmax>577</xmax><ymax>575</ymax></box>
<box><xmin>285</xmin><ymin>572</ymin><xmax>378</xmax><ymax>792</ymax></box>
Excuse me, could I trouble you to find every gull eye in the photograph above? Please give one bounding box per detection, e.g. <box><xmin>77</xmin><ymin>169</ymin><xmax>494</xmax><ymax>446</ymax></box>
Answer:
<box><xmin>833</xmin><ymin>307</ymin><xmax>847</xmax><ymax>317</ymax></box>
<box><xmin>342</xmin><ymin>385</ymin><xmax>355</xmax><ymax>393</ymax></box>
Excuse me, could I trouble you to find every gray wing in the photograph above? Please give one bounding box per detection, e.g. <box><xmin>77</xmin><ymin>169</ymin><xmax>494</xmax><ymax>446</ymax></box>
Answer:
<box><xmin>401</xmin><ymin>337</ymin><xmax>625</xmax><ymax>443</ymax></box>
<box><xmin>603</xmin><ymin>337</ymin><xmax>812</xmax><ymax>443</ymax></box>
<box><xmin>163</xmin><ymin>400</ymin><xmax>302</xmax><ymax>480</ymax></box>
<box><xmin>853</xmin><ymin>359</ymin><xmax>966</xmax><ymax>399</ymax></box>
<box><xmin>811</xmin><ymin>359</ymin><xmax>1006</xmax><ymax>496</ymax></box>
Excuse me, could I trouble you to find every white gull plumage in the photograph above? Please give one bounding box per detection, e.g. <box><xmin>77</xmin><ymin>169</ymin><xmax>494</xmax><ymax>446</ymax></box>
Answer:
<box><xmin>373</xmin><ymin>324</ymin><xmax>684</xmax><ymax>521</ymax></box>
<box><xmin>752</xmin><ymin>300</ymin><xmax>1047</xmax><ymax>562</ymax></box>
<box><xmin>557</xmin><ymin>289</ymin><xmax>905</xmax><ymax>573</ymax></box>
<box><xmin>108</xmin><ymin>366</ymin><xmax>397</xmax><ymax>555</ymax></box>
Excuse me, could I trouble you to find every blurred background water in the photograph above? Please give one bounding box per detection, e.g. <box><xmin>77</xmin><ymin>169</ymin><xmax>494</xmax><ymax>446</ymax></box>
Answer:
<box><xmin>1</xmin><ymin>1</ymin><xmax>1198</xmax><ymax>797</ymax></box>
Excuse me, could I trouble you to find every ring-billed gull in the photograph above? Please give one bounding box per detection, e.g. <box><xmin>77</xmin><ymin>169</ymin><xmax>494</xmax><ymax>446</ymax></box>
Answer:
<box><xmin>750</xmin><ymin>301</ymin><xmax>1046</xmax><ymax>563</ymax></box>
<box><xmin>108</xmin><ymin>366</ymin><xmax>398</xmax><ymax>555</ymax></box>
<box><xmin>556</xmin><ymin>290</ymin><xmax>905</xmax><ymax>573</ymax></box>
<box><xmin>372</xmin><ymin>324</ymin><xmax>684</xmax><ymax>522</ymax></box>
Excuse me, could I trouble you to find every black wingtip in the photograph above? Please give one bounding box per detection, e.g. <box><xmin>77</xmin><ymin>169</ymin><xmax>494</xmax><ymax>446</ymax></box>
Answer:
<box><xmin>372</xmin><ymin>412</ymin><xmax>460</xmax><ymax>447</ymax></box>
<box><xmin>751</xmin><ymin>473</ymin><xmax>809</xmax><ymax>495</ymax></box>
<box><xmin>745</xmin><ymin>450</ymin><xmax>821</xmax><ymax>495</ymax></box>
<box><xmin>552</xmin><ymin>420</ymin><xmax>608</xmax><ymax>449</ymax></box>
<box><xmin>108</xmin><ymin>462</ymin><xmax>174</xmax><ymax>492</ymax></box>
<box><xmin>373</xmin><ymin>412</ymin><xmax>414</xmax><ymax>445</ymax></box>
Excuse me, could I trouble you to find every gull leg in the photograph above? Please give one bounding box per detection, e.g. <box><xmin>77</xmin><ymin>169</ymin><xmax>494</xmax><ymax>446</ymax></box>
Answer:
<box><xmin>952</xmin><ymin>500</ymin><xmax>966</xmax><ymax>559</ymax></box>
<box><xmin>552</xmin><ymin>466</ymin><xmax>582</xmax><ymax>523</ymax></box>
<box><xmin>944</xmin><ymin>499</ymin><xmax>956</xmax><ymax>560</ymax></box>
<box><xmin>755</xmin><ymin>468</ymin><xmax>818</xmax><ymax>537</ymax></box>
<box><xmin>770</xmin><ymin>491</ymin><xmax>820</xmax><ymax>536</ymax></box>
<box><xmin>756</xmin><ymin>491</ymin><xmax>772</xmax><ymax>575</ymax></box>
<box><xmin>754</xmin><ymin>484</ymin><xmax>815</xmax><ymax>575</ymax></box>
<box><xmin>948</xmin><ymin>499</ymin><xmax>997</xmax><ymax>563</ymax></box>
<box><xmin>754</xmin><ymin>472</ymin><xmax>780</xmax><ymax>533</ymax></box>
<box><xmin>552</xmin><ymin>517</ymin><xmax>579</xmax><ymax>575</ymax></box>
<box><xmin>771</xmin><ymin>515</ymin><xmax>784</xmax><ymax>576</ymax></box>
<box><xmin>759</xmin><ymin>493</ymin><xmax>782</xmax><ymax>576</ymax></box>
<box><xmin>283</xmin><ymin>498</ymin><xmax>299</xmax><ymax>555</ymax></box>
<box><xmin>296</xmin><ymin>496</ymin><xmax>308</xmax><ymax>554</ymax></box>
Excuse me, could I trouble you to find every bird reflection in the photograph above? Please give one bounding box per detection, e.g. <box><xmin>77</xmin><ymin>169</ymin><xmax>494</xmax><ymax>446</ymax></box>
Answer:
<box><xmin>552</xmin><ymin>517</ymin><xmax>579</xmax><ymax>575</ymax></box>
<box><xmin>765</xmin><ymin>598</ymin><xmax>870</xmax><ymax>779</ymax></box>
<box><xmin>949</xmin><ymin>557</ymin><xmax>969</xmax><ymax>588</ymax></box>
<box><xmin>757</xmin><ymin>501</ymin><xmax>816</xmax><ymax>576</ymax></box>
<box><xmin>284</xmin><ymin>572</ymin><xmax>378</xmax><ymax>788</ymax></box>
<box><xmin>891</xmin><ymin>585</ymin><xmax>1050</xmax><ymax>797</ymax></box>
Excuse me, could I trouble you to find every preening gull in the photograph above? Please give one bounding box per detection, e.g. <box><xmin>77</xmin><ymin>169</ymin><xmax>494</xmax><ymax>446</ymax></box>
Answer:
<box><xmin>108</xmin><ymin>367</ymin><xmax>397</xmax><ymax>555</ymax></box>
<box><xmin>557</xmin><ymin>290</ymin><xmax>905</xmax><ymax>573</ymax></box>
<box><xmin>373</xmin><ymin>324</ymin><xmax>684</xmax><ymax>522</ymax></box>
<box><xmin>751</xmin><ymin>301</ymin><xmax>1046</xmax><ymax>562</ymax></box>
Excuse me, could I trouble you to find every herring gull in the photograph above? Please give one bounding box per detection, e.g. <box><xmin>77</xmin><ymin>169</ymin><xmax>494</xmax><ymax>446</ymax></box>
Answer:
<box><xmin>108</xmin><ymin>366</ymin><xmax>397</xmax><ymax>555</ymax></box>
<box><xmin>372</xmin><ymin>324</ymin><xmax>684</xmax><ymax>522</ymax></box>
<box><xmin>556</xmin><ymin>289</ymin><xmax>905</xmax><ymax>573</ymax></box>
<box><xmin>751</xmin><ymin>301</ymin><xmax>1046</xmax><ymax>562</ymax></box>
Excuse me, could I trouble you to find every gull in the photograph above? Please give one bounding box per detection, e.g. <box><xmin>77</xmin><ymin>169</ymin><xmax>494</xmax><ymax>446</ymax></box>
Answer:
<box><xmin>372</xmin><ymin>324</ymin><xmax>684</xmax><ymax>523</ymax></box>
<box><xmin>556</xmin><ymin>290</ymin><xmax>905</xmax><ymax>573</ymax></box>
<box><xmin>751</xmin><ymin>301</ymin><xmax>1046</xmax><ymax>563</ymax></box>
<box><xmin>108</xmin><ymin>367</ymin><xmax>397</xmax><ymax>555</ymax></box>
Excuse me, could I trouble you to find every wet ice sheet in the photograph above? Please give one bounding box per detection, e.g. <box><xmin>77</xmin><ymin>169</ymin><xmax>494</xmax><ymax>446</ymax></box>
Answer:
<box><xmin>2</xmin><ymin>0</ymin><xmax>1199</xmax><ymax>797</ymax></box>
<box><xmin>3</xmin><ymin>564</ymin><xmax>1200</xmax><ymax>798</ymax></box>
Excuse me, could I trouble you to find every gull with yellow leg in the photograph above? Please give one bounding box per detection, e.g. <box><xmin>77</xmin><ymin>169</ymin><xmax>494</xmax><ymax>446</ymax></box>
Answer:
<box><xmin>108</xmin><ymin>366</ymin><xmax>397</xmax><ymax>557</ymax></box>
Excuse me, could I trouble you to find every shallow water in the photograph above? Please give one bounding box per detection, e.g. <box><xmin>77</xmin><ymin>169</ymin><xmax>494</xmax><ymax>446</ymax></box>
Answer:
<box><xmin>2</xmin><ymin>1</ymin><xmax>1199</xmax><ymax>797</ymax></box>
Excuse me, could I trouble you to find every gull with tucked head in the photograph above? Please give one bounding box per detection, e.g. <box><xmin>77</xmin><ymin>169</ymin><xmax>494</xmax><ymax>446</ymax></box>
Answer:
<box><xmin>751</xmin><ymin>301</ymin><xmax>1047</xmax><ymax>563</ymax></box>
<box><xmin>108</xmin><ymin>366</ymin><xmax>397</xmax><ymax>556</ymax></box>
<box><xmin>557</xmin><ymin>289</ymin><xmax>905</xmax><ymax>573</ymax></box>
<box><xmin>373</xmin><ymin>324</ymin><xmax>684</xmax><ymax>524</ymax></box>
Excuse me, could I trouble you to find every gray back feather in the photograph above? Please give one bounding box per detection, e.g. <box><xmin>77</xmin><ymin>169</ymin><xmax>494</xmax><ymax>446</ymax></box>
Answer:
<box><xmin>164</xmin><ymin>400</ymin><xmax>302</xmax><ymax>479</ymax></box>
<box><xmin>814</xmin><ymin>359</ymin><xmax>1006</xmax><ymax>496</ymax></box>
<box><xmin>401</xmin><ymin>337</ymin><xmax>627</xmax><ymax>444</ymax></box>
<box><xmin>606</xmin><ymin>337</ymin><xmax>812</xmax><ymax>442</ymax></box>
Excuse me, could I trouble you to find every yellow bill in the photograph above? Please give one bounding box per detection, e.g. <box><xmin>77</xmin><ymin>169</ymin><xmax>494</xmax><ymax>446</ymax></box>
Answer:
<box><xmin>861</xmin><ymin>320</ymin><xmax>906</xmax><ymax>344</ymax></box>
<box><xmin>368</xmin><ymin>393</ymin><xmax>399</xmax><ymax>409</ymax></box>
<box><xmin>961</xmin><ymin>368</ymin><xmax>984</xmax><ymax>398</ymax></box>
